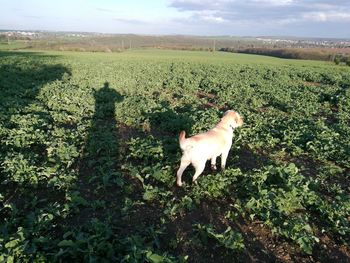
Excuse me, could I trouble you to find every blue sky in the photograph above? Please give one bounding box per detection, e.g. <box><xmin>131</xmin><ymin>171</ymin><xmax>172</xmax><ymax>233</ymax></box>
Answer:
<box><xmin>0</xmin><ymin>0</ymin><xmax>349</xmax><ymax>38</ymax></box>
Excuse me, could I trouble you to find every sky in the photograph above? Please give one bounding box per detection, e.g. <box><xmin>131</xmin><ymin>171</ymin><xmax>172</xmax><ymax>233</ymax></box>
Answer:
<box><xmin>0</xmin><ymin>0</ymin><xmax>349</xmax><ymax>38</ymax></box>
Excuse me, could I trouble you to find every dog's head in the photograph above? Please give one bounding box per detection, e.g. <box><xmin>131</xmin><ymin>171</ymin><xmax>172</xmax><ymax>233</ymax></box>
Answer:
<box><xmin>222</xmin><ymin>110</ymin><xmax>244</xmax><ymax>129</ymax></box>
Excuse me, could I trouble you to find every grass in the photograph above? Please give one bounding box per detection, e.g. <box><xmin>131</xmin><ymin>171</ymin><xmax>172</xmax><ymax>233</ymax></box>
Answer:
<box><xmin>48</xmin><ymin>48</ymin><xmax>337</xmax><ymax>66</ymax></box>
<box><xmin>4</xmin><ymin>46</ymin><xmax>337</xmax><ymax>66</ymax></box>
<box><xmin>0</xmin><ymin>41</ymin><xmax>29</xmax><ymax>50</ymax></box>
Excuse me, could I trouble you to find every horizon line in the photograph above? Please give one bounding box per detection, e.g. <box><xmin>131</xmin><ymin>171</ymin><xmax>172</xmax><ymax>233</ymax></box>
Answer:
<box><xmin>1</xmin><ymin>28</ymin><xmax>350</xmax><ymax>41</ymax></box>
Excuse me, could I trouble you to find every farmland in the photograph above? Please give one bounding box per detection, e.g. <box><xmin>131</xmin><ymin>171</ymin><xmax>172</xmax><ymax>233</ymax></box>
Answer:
<box><xmin>0</xmin><ymin>49</ymin><xmax>349</xmax><ymax>262</ymax></box>
<box><xmin>2</xmin><ymin>32</ymin><xmax>350</xmax><ymax>63</ymax></box>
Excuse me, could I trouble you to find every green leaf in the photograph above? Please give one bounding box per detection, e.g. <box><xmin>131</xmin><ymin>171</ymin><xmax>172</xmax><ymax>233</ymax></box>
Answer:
<box><xmin>5</xmin><ymin>239</ymin><xmax>18</xmax><ymax>249</ymax></box>
<box><xmin>297</xmin><ymin>236</ymin><xmax>313</xmax><ymax>254</ymax></box>
<box><xmin>6</xmin><ymin>255</ymin><xmax>14</xmax><ymax>263</ymax></box>
<box><xmin>146</xmin><ymin>252</ymin><xmax>164</xmax><ymax>263</ymax></box>
<box><xmin>58</xmin><ymin>240</ymin><xmax>75</xmax><ymax>247</ymax></box>
<box><xmin>143</xmin><ymin>190</ymin><xmax>155</xmax><ymax>201</ymax></box>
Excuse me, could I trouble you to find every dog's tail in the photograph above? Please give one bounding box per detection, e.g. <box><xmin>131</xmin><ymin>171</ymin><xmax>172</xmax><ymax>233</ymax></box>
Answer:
<box><xmin>179</xmin><ymin>130</ymin><xmax>186</xmax><ymax>150</ymax></box>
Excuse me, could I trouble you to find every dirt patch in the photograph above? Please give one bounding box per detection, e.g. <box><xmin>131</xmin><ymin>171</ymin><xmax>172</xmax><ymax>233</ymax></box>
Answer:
<box><xmin>234</xmin><ymin>145</ymin><xmax>271</xmax><ymax>172</ymax></box>
<box><xmin>118</xmin><ymin>123</ymin><xmax>144</xmax><ymax>141</ymax></box>
<box><xmin>257</xmin><ymin>107</ymin><xmax>271</xmax><ymax>113</ymax></box>
<box><xmin>278</xmin><ymin>152</ymin><xmax>349</xmax><ymax>191</ymax></box>
<box><xmin>312</xmin><ymin>234</ymin><xmax>350</xmax><ymax>263</ymax></box>
<box><xmin>199</xmin><ymin>102</ymin><xmax>219</xmax><ymax>109</ymax></box>
<box><xmin>303</xmin><ymin>81</ymin><xmax>322</xmax><ymax>87</ymax></box>
<box><xmin>164</xmin><ymin>197</ymin><xmax>350</xmax><ymax>263</ymax></box>
<box><xmin>163</xmin><ymin>199</ymin><xmax>298</xmax><ymax>263</ymax></box>
<box><xmin>235</xmin><ymin>217</ymin><xmax>293</xmax><ymax>263</ymax></box>
<box><xmin>197</xmin><ymin>92</ymin><xmax>217</xmax><ymax>100</ymax></box>
<box><xmin>197</xmin><ymin>91</ymin><xmax>227</xmax><ymax>110</ymax></box>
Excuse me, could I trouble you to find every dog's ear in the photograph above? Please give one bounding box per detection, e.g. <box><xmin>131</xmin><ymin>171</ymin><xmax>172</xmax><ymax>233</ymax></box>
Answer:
<box><xmin>233</xmin><ymin>112</ymin><xmax>244</xmax><ymax>126</ymax></box>
<box><xmin>221</xmin><ymin>110</ymin><xmax>234</xmax><ymax>127</ymax></box>
<box><xmin>179</xmin><ymin>130</ymin><xmax>186</xmax><ymax>141</ymax></box>
<box><xmin>222</xmin><ymin>110</ymin><xmax>233</xmax><ymax>120</ymax></box>
<box><xmin>222</xmin><ymin>110</ymin><xmax>244</xmax><ymax>127</ymax></box>
<box><xmin>222</xmin><ymin>110</ymin><xmax>236</xmax><ymax>119</ymax></box>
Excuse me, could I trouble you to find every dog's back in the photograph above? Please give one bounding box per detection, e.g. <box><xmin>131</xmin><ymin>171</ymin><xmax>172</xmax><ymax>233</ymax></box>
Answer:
<box><xmin>179</xmin><ymin>130</ymin><xmax>226</xmax><ymax>162</ymax></box>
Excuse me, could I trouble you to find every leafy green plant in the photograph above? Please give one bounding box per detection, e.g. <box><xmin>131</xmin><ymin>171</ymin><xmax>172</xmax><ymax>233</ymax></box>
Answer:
<box><xmin>194</xmin><ymin>224</ymin><xmax>245</xmax><ymax>251</ymax></box>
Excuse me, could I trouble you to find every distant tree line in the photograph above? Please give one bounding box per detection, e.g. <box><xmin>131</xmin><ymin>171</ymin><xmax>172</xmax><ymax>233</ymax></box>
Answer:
<box><xmin>220</xmin><ymin>47</ymin><xmax>350</xmax><ymax>65</ymax></box>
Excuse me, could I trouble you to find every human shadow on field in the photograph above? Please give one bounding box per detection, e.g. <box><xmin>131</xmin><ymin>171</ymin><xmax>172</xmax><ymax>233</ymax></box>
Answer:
<box><xmin>0</xmin><ymin>52</ymin><xmax>70</xmax><ymax>190</ymax></box>
<box><xmin>0</xmin><ymin>52</ymin><xmax>69</xmax><ymax>180</ymax></box>
<box><xmin>0</xmin><ymin>52</ymin><xmax>70</xmax><ymax>234</ymax></box>
<box><xmin>79</xmin><ymin>81</ymin><xmax>123</xmax><ymax>181</ymax></box>
<box><xmin>75</xmin><ymin>82</ymin><xmax>123</xmax><ymax>223</ymax></box>
<box><xmin>0</xmin><ymin>51</ymin><xmax>69</xmax><ymax>127</ymax></box>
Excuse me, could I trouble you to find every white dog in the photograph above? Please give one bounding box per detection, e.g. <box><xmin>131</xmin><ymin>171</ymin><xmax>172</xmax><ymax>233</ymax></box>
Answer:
<box><xmin>176</xmin><ymin>110</ymin><xmax>243</xmax><ymax>186</ymax></box>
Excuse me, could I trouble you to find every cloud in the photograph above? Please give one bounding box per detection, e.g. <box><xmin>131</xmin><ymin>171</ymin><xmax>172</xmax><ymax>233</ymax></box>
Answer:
<box><xmin>96</xmin><ymin>7</ymin><xmax>117</xmax><ymax>13</ymax></box>
<box><xmin>113</xmin><ymin>17</ymin><xmax>148</xmax><ymax>25</ymax></box>
<box><xmin>166</xmin><ymin>0</ymin><xmax>350</xmax><ymax>37</ymax></box>
<box><xmin>23</xmin><ymin>15</ymin><xmax>43</xmax><ymax>19</ymax></box>
<box><xmin>302</xmin><ymin>11</ymin><xmax>350</xmax><ymax>22</ymax></box>
<box><xmin>169</xmin><ymin>0</ymin><xmax>350</xmax><ymax>25</ymax></box>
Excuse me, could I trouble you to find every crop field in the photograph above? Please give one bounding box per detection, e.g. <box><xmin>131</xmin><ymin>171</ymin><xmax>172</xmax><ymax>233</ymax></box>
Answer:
<box><xmin>0</xmin><ymin>49</ymin><xmax>349</xmax><ymax>262</ymax></box>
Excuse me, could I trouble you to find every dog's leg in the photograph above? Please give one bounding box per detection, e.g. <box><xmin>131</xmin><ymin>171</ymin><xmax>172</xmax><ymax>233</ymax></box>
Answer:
<box><xmin>221</xmin><ymin>149</ymin><xmax>230</xmax><ymax>170</ymax></box>
<box><xmin>177</xmin><ymin>158</ymin><xmax>190</xmax><ymax>187</ymax></box>
<box><xmin>192</xmin><ymin>161</ymin><xmax>206</xmax><ymax>184</ymax></box>
<box><xmin>211</xmin><ymin>157</ymin><xmax>217</xmax><ymax>171</ymax></box>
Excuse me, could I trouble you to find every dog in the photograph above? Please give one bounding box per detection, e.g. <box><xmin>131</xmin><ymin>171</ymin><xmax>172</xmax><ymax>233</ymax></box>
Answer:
<box><xmin>176</xmin><ymin>110</ymin><xmax>243</xmax><ymax>186</ymax></box>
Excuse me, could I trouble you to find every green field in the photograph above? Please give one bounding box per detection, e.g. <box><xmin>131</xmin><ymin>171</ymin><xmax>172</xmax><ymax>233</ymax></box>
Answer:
<box><xmin>1</xmin><ymin>49</ymin><xmax>349</xmax><ymax>262</ymax></box>
<box><xmin>18</xmin><ymin>48</ymin><xmax>336</xmax><ymax>65</ymax></box>
<box><xmin>0</xmin><ymin>41</ymin><xmax>29</xmax><ymax>51</ymax></box>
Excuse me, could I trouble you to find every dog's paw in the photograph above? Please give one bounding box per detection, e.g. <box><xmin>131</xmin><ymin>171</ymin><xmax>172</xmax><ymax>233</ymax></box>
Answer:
<box><xmin>177</xmin><ymin>181</ymin><xmax>183</xmax><ymax>187</ymax></box>
<box><xmin>211</xmin><ymin>164</ymin><xmax>217</xmax><ymax>171</ymax></box>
